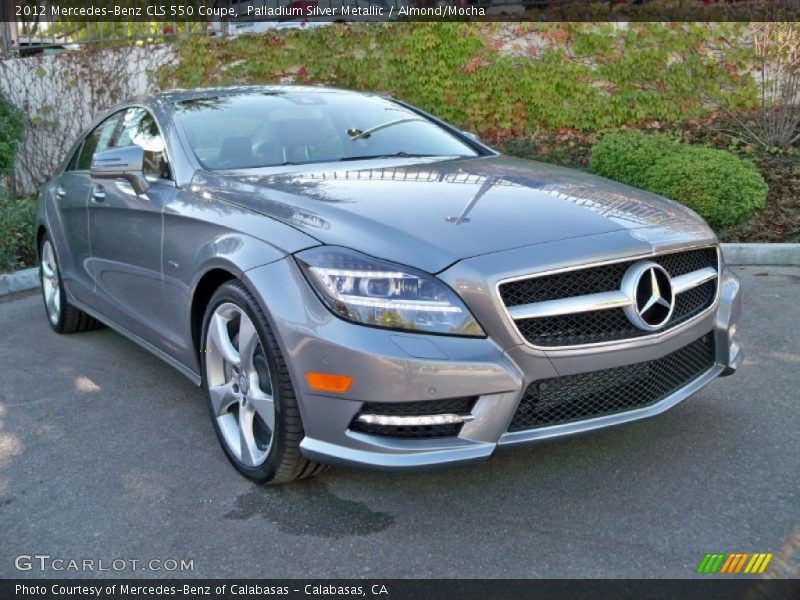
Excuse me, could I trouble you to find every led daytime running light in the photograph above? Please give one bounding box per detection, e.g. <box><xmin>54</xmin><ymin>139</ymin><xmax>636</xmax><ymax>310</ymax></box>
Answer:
<box><xmin>356</xmin><ymin>414</ymin><xmax>464</xmax><ymax>426</ymax></box>
<box><xmin>334</xmin><ymin>293</ymin><xmax>463</xmax><ymax>313</ymax></box>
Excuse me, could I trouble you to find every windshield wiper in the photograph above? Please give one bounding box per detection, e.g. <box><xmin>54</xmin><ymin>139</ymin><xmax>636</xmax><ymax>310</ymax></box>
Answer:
<box><xmin>338</xmin><ymin>152</ymin><xmax>441</xmax><ymax>161</ymax></box>
<box><xmin>347</xmin><ymin>118</ymin><xmax>427</xmax><ymax>140</ymax></box>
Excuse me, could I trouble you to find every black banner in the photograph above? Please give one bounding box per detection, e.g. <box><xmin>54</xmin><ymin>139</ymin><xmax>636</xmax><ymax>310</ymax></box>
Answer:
<box><xmin>5</xmin><ymin>0</ymin><xmax>800</xmax><ymax>23</ymax></box>
<box><xmin>2</xmin><ymin>579</ymin><xmax>799</xmax><ymax>600</ymax></box>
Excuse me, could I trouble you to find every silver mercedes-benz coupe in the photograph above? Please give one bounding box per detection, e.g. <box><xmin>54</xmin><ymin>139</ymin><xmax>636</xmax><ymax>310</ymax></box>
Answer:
<box><xmin>36</xmin><ymin>86</ymin><xmax>742</xmax><ymax>483</ymax></box>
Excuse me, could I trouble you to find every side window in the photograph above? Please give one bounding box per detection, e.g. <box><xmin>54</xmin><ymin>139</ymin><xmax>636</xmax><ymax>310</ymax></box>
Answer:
<box><xmin>75</xmin><ymin>113</ymin><xmax>122</xmax><ymax>171</ymax></box>
<box><xmin>66</xmin><ymin>143</ymin><xmax>83</xmax><ymax>171</ymax></box>
<box><xmin>116</xmin><ymin>108</ymin><xmax>170</xmax><ymax>179</ymax></box>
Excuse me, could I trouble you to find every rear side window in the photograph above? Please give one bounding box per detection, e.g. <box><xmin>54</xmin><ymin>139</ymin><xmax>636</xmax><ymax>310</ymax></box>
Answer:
<box><xmin>74</xmin><ymin>113</ymin><xmax>122</xmax><ymax>171</ymax></box>
<box><xmin>66</xmin><ymin>144</ymin><xmax>82</xmax><ymax>171</ymax></box>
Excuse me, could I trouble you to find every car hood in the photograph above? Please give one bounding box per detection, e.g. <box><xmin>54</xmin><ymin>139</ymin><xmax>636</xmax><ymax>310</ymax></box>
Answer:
<box><xmin>192</xmin><ymin>155</ymin><xmax>713</xmax><ymax>273</ymax></box>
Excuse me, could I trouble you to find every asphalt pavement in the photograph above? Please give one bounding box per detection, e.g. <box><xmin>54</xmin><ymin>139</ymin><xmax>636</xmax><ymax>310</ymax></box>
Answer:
<box><xmin>1</xmin><ymin>266</ymin><xmax>798</xmax><ymax>579</ymax></box>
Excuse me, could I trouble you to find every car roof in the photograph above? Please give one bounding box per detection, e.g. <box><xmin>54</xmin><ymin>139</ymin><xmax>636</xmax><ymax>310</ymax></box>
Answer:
<box><xmin>151</xmin><ymin>85</ymin><xmax>370</xmax><ymax>104</ymax></box>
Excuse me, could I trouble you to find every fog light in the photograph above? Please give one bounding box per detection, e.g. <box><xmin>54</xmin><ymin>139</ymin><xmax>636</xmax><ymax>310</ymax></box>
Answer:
<box><xmin>306</xmin><ymin>372</ymin><xmax>353</xmax><ymax>393</ymax></box>
<box><xmin>356</xmin><ymin>414</ymin><xmax>464</xmax><ymax>426</ymax></box>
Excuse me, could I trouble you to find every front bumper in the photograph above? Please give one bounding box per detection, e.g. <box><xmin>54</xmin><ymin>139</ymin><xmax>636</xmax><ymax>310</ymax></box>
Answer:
<box><xmin>244</xmin><ymin>256</ymin><xmax>742</xmax><ymax>471</ymax></box>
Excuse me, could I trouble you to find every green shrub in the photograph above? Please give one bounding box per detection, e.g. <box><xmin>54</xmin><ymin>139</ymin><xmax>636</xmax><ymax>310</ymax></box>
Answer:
<box><xmin>643</xmin><ymin>147</ymin><xmax>768</xmax><ymax>228</ymax></box>
<box><xmin>588</xmin><ymin>132</ymin><xmax>681</xmax><ymax>188</ymax></box>
<box><xmin>589</xmin><ymin>132</ymin><xmax>768</xmax><ymax>228</ymax></box>
<box><xmin>0</xmin><ymin>93</ymin><xmax>24</xmax><ymax>175</ymax></box>
<box><xmin>0</xmin><ymin>190</ymin><xmax>36</xmax><ymax>272</ymax></box>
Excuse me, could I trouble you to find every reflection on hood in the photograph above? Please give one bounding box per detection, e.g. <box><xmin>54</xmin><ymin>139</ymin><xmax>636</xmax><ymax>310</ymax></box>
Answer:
<box><xmin>192</xmin><ymin>155</ymin><xmax>712</xmax><ymax>272</ymax></box>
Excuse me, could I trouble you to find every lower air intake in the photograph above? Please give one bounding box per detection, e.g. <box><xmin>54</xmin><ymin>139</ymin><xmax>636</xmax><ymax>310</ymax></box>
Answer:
<box><xmin>508</xmin><ymin>334</ymin><xmax>716</xmax><ymax>432</ymax></box>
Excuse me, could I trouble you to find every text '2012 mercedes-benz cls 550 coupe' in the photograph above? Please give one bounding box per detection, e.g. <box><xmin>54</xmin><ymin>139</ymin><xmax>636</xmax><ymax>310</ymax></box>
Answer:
<box><xmin>37</xmin><ymin>86</ymin><xmax>742</xmax><ymax>483</ymax></box>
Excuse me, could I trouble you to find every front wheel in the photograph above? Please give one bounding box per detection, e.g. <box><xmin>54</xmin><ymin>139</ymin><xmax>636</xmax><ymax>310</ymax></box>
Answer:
<box><xmin>201</xmin><ymin>281</ymin><xmax>326</xmax><ymax>484</ymax></box>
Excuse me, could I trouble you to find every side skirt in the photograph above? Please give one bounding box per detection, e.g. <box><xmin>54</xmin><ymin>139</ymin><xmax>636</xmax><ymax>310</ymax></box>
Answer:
<box><xmin>66</xmin><ymin>292</ymin><xmax>202</xmax><ymax>386</ymax></box>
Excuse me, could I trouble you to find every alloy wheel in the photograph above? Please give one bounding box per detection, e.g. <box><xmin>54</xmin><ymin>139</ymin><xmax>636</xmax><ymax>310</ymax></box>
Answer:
<box><xmin>204</xmin><ymin>302</ymin><xmax>276</xmax><ymax>467</ymax></box>
<box><xmin>41</xmin><ymin>240</ymin><xmax>61</xmax><ymax>326</ymax></box>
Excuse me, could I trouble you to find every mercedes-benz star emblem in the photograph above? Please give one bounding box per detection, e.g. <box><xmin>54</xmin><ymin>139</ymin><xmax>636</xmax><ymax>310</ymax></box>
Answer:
<box><xmin>621</xmin><ymin>261</ymin><xmax>675</xmax><ymax>331</ymax></box>
<box><xmin>238</xmin><ymin>373</ymin><xmax>249</xmax><ymax>396</ymax></box>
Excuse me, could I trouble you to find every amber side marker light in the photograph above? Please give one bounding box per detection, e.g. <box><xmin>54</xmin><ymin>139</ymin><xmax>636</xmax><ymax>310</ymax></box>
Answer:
<box><xmin>305</xmin><ymin>372</ymin><xmax>353</xmax><ymax>393</ymax></box>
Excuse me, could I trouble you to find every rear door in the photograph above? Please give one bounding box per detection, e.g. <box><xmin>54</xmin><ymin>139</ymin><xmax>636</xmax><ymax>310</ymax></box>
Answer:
<box><xmin>87</xmin><ymin>107</ymin><xmax>177</xmax><ymax>347</ymax></box>
<box><xmin>51</xmin><ymin>113</ymin><xmax>122</xmax><ymax>304</ymax></box>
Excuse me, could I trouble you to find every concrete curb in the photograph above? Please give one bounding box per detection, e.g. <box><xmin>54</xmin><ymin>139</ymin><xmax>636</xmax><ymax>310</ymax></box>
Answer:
<box><xmin>720</xmin><ymin>243</ymin><xmax>800</xmax><ymax>266</ymax></box>
<box><xmin>0</xmin><ymin>244</ymin><xmax>798</xmax><ymax>297</ymax></box>
<box><xmin>0</xmin><ymin>267</ymin><xmax>38</xmax><ymax>296</ymax></box>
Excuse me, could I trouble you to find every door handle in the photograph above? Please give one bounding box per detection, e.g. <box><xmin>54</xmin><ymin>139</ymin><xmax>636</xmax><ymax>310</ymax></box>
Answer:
<box><xmin>91</xmin><ymin>185</ymin><xmax>106</xmax><ymax>203</ymax></box>
<box><xmin>55</xmin><ymin>186</ymin><xmax>67</xmax><ymax>199</ymax></box>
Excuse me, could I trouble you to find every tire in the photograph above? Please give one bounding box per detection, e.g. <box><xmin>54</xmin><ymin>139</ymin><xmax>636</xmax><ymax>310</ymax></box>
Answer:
<box><xmin>201</xmin><ymin>280</ymin><xmax>327</xmax><ymax>484</ymax></box>
<box><xmin>40</xmin><ymin>235</ymin><xmax>103</xmax><ymax>334</ymax></box>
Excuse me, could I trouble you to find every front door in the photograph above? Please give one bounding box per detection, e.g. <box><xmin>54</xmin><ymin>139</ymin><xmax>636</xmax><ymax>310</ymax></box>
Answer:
<box><xmin>87</xmin><ymin>107</ymin><xmax>176</xmax><ymax>348</ymax></box>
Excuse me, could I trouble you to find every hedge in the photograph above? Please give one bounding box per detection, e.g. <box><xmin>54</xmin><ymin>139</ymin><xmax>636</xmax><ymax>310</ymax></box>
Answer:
<box><xmin>643</xmin><ymin>147</ymin><xmax>768</xmax><ymax>228</ymax></box>
<box><xmin>0</xmin><ymin>190</ymin><xmax>36</xmax><ymax>272</ymax></box>
<box><xmin>0</xmin><ymin>92</ymin><xmax>24</xmax><ymax>176</ymax></box>
<box><xmin>589</xmin><ymin>132</ymin><xmax>767</xmax><ymax>227</ymax></box>
<box><xmin>588</xmin><ymin>132</ymin><xmax>682</xmax><ymax>189</ymax></box>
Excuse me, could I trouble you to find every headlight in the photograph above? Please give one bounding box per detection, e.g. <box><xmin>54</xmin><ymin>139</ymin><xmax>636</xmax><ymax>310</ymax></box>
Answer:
<box><xmin>295</xmin><ymin>247</ymin><xmax>485</xmax><ymax>337</ymax></box>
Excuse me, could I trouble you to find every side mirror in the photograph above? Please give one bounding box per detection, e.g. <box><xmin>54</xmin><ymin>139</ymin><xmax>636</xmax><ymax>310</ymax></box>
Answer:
<box><xmin>90</xmin><ymin>145</ymin><xmax>150</xmax><ymax>195</ymax></box>
<box><xmin>462</xmin><ymin>131</ymin><xmax>481</xmax><ymax>143</ymax></box>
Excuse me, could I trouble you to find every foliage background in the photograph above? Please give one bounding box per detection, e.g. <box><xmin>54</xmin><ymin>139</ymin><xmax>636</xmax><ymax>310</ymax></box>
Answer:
<box><xmin>1</xmin><ymin>22</ymin><xmax>797</xmax><ymax>271</ymax></box>
<box><xmin>158</xmin><ymin>23</ymin><xmax>758</xmax><ymax>143</ymax></box>
<box><xmin>0</xmin><ymin>92</ymin><xmax>24</xmax><ymax>177</ymax></box>
<box><xmin>0</xmin><ymin>189</ymin><xmax>35</xmax><ymax>272</ymax></box>
<box><xmin>0</xmin><ymin>44</ymin><xmax>173</xmax><ymax>194</ymax></box>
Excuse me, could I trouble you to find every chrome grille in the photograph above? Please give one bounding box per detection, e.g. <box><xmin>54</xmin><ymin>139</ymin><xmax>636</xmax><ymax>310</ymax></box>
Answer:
<box><xmin>508</xmin><ymin>334</ymin><xmax>716</xmax><ymax>432</ymax></box>
<box><xmin>672</xmin><ymin>279</ymin><xmax>716</xmax><ymax>323</ymax></box>
<box><xmin>499</xmin><ymin>247</ymin><xmax>719</xmax><ymax>347</ymax></box>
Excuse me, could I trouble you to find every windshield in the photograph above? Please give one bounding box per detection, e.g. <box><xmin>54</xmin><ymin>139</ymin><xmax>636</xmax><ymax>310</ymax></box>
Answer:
<box><xmin>172</xmin><ymin>91</ymin><xmax>480</xmax><ymax>170</ymax></box>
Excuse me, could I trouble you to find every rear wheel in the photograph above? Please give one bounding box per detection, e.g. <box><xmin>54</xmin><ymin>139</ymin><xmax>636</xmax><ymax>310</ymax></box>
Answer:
<box><xmin>201</xmin><ymin>281</ymin><xmax>326</xmax><ymax>484</ymax></box>
<box><xmin>40</xmin><ymin>236</ymin><xmax>102</xmax><ymax>334</ymax></box>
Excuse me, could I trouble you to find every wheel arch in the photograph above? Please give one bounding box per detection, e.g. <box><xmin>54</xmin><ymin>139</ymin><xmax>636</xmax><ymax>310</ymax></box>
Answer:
<box><xmin>35</xmin><ymin>224</ymin><xmax>48</xmax><ymax>261</ymax></box>
<box><xmin>190</xmin><ymin>267</ymin><xmax>239</xmax><ymax>360</ymax></box>
<box><xmin>183</xmin><ymin>228</ymin><xmax>309</xmax><ymax>373</ymax></box>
